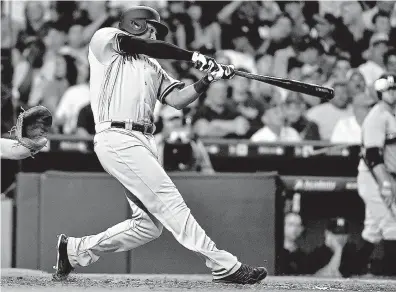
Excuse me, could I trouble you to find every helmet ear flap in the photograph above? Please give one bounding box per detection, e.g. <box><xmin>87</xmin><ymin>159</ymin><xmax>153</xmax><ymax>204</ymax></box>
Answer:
<box><xmin>119</xmin><ymin>18</ymin><xmax>148</xmax><ymax>36</ymax></box>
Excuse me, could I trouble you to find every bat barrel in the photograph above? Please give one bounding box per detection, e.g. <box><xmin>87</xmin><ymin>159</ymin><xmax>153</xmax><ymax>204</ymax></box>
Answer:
<box><xmin>229</xmin><ymin>67</ymin><xmax>334</xmax><ymax>101</ymax></box>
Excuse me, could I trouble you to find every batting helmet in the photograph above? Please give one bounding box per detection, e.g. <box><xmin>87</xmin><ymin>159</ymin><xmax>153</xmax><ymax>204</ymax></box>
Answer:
<box><xmin>118</xmin><ymin>6</ymin><xmax>169</xmax><ymax>39</ymax></box>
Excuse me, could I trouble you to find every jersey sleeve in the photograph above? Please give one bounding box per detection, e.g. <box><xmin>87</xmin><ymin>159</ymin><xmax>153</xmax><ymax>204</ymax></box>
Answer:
<box><xmin>362</xmin><ymin>109</ymin><xmax>386</xmax><ymax>148</ymax></box>
<box><xmin>157</xmin><ymin>69</ymin><xmax>185</xmax><ymax>104</ymax></box>
<box><xmin>89</xmin><ymin>28</ymin><xmax>127</xmax><ymax>65</ymax></box>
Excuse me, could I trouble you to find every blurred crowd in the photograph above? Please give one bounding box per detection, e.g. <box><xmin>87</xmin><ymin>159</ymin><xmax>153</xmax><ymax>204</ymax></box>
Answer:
<box><xmin>1</xmin><ymin>0</ymin><xmax>396</xmax><ymax>145</ymax></box>
<box><xmin>279</xmin><ymin>194</ymin><xmax>394</xmax><ymax>278</ymax></box>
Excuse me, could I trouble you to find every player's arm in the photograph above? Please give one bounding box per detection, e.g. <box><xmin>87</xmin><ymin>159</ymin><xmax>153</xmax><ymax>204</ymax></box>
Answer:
<box><xmin>117</xmin><ymin>34</ymin><xmax>193</xmax><ymax>60</ymax></box>
<box><xmin>362</xmin><ymin>114</ymin><xmax>393</xmax><ymax>186</ymax></box>
<box><xmin>161</xmin><ymin>66</ymin><xmax>234</xmax><ymax>110</ymax></box>
<box><xmin>90</xmin><ymin>28</ymin><xmax>214</xmax><ymax>70</ymax></box>
<box><xmin>0</xmin><ymin>138</ymin><xmax>36</xmax><ymax>160</ymax></box>
<box><xmin>117</xmin><ymin>35</ymin><xmax>215</xmax><ymax>68</ymax></box>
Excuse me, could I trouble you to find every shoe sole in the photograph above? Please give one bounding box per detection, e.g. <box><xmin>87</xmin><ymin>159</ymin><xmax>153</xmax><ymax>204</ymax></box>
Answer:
<box><xmin>54</xmin><ymin>234</ymin><xmax>64</xmax><ymax>271</ymax></box>
<box><xmin>213</xmin><ymin>268</ymin><xmax>267</xmax><ymax>285</ymax></box>
<box><xmin>250</xmin><ymin>268</ymin><xmax>267</xmax><ymax>284</ymax></box>
<box><xmin>53</xmin><ymin>234</ymin><xmax>70</xmax><ymax>281</ymax></box>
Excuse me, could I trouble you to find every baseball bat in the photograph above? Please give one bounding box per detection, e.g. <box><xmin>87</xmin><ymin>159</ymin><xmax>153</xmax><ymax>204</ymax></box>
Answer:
<box><xmin>233</xmin><ymin>70</ymin><xmax>334</xmax><ymax>101</ymax></box>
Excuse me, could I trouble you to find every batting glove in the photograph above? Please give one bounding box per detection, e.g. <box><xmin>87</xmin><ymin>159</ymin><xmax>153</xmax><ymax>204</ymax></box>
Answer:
<box><xmin>222</xmin><ymin>65</ymin><xmax>236</xmax><ymax>80</ymax></box>
<box><xmin>206</xmin><ymin>62</ymin><xmax>226</xmax><ymax>82</ymax></box>
<box><xmin>192</xmin><ymin>52</ymin><xmax>218</xmax><ymax>73</ymax></box>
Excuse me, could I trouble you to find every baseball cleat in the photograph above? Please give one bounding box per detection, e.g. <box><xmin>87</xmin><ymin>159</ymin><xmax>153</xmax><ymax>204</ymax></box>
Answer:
<box><xmin>213</xmin><ymin>264</ymin><xmax>267</xmax><ymax>284</ymax></box>
<box><xmin>52</xmin><ymin>234</ymin><xmax>73</xmax><ymax>281</ymax></box>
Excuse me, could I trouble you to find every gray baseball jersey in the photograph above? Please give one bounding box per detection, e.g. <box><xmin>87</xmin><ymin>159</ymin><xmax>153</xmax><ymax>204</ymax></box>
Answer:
<box><xmin>359</xmin><ymin>103</ymin><xmax>396</xmax><ymax>173</ymax></box>
<box><xmin>88</xmin><ymin>27</ymin><xmax>184</xmax><ymax>126</ymax></box>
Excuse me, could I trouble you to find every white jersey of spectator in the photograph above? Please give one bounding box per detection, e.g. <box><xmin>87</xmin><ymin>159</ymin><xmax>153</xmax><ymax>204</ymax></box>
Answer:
<box><xmin>88</xmin><ymin>27</ymin><xmax>182</xmax><ymax>125</ymax></box>
<box><xmin>359</xmin><ymin>60</ymin><xmax>386</xmax><ymax>87</ymax></box>
<box><xmin>250</xmin><ymin>126</ymin><xmax>301</xmax><ymax>143</ymax></box>
<box><xmin>306</xmin><ymin>103</ymin><xmax>353</xmax><ymax>141</ymax></box>
<box><xmin>272</xmin><ymin>46</ymin><xmax>296</xmax><ymax>79</ymax></box>
<box><xmin>55</xmin><ymin>84</ymin><xmax>90</xmax><ymax>134</ymax></box>
<box><xmin>330</xmin><ymin>116</ymin><xmax>362</xmax><ymax>145</ymax></box>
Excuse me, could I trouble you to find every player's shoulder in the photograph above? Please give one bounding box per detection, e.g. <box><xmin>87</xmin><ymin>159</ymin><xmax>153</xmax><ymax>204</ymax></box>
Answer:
<box><xmin>90</xmin><ymin>27</ymin><xmax>127</xmax><ymax>45</ymax></box>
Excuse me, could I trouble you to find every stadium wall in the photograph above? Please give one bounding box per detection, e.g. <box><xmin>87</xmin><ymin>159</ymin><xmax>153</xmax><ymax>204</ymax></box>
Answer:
<box><xmin>15</xmin><ymin>171</ymin><xmax>279</xmax><ymax>275</ymax></box>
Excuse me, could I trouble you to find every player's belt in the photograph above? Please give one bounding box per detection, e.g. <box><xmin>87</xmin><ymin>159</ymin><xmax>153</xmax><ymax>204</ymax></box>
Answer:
<box><xmin>95</xmin><ymin>121</ymin><xmax>155</xmax><ymax>135</ymax></box>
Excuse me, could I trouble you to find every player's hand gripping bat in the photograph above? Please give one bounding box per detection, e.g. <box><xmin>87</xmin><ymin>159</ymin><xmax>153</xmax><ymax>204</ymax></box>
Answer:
<box><xmin>231</xmin><ymin>69</ymin><xmax>334</xmax><ymax>101</ymax></box>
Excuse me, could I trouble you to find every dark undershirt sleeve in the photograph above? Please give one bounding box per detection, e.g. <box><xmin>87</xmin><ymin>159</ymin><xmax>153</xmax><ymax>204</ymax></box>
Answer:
<box><xmin>117</xmin><ymin>35</ymin><xmax>194</xmax><ymax>61</ymax></box>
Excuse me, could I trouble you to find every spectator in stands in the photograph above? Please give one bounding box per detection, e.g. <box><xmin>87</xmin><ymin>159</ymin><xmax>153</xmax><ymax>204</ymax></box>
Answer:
<box><xmin>193</xmin><ymin>81</ymin><xmax>249</xmax><ymax>138</ymax></box>
<box><xmin>36</xmin><ymin>53</ymin><xmax>78</xmax><ymax>116</ymax></box>
<box><xmin>1</xmin><ymin>1</ymin><xmax>22</xmax><ymax>51</ymax></box>
<box><xmin>77</xmin><ymin>1</ymin><xmax>117</xmax><ymax>46</ymax></box>
<box><xmin>257</xmin><ymin>1</ymin><xmax>281</xmax><ymax>23</ymax></box>
<box><xmin>372</xmin><ymin>11</ymin><xmax>392</xmax><ymax>36</ymax></box>
<box><xmin>278</xmin><ymin>212</ymin><xmax>308</xmax><ymax>275</ymax></box>
<box><xmin>340</xmin><ymin>1</ymin><xmax>373</xmax><ymax>67</ymax></box>
<box><xmin>60</xmin><ymin>24</ymin><xmax>89</xmax><ymax>68</ymax></box>
<box><xmin>346</xmin><ymin>70</ymin><xmax>367</xmax><ymax>98</ymax></box>
<box><xmin>280</xmin><ymin>1</ymin><xmax>309</xmax><ymax>39</ymax></box>
<box><xmin>228</xmin><ymin>68</ymin><xmax>265</xmax><ymax>138</ymax></box>
<box><xmin>251</xmin><ymin>99</ymin><xmax>301</xmax><ymax>143</ymax></box>
<box><xmin>181</xmin><ymin>74</ymin><xmax>200</xmax><ymax>126</ymax></box>
<box><xmin>306</xmin><ymin>80</ymin><xmax>352</xmax><ymax>141</ymax></box>
<box><xmin>363</xmin><ymin>1</ymin><xmax>396</xmax><ymax>30</ymax></box>
<box><xmin>296</xmin><ymin>37</ymin><xmax>323</xmax><ymax>71</ymax></box>
<box><xmin>312</xmin><ymin>13</ymin><xmax>341</xmax><ymax>56</ymax></box>
<box><xmin>15</xmin><ymin>23</ymin><xmax>68</xmax><ymax>108</ymax></box>
<box><xmin>76</xmin><ymin>103</ymin><xmax>95</xmax><ymax>138</ymax></box>
<box><xmin>184</xmin><ymin>1</ymin><xmax>221</xmax><ymax>54</ymax></box>
<box><xmin>331</xmin><ymin>92</ymin><xmax>377</xmax><ymax>145</ymax></box>
<box><xmin>217</xmin><ymin>1</ymin><xmax>262</xmax><ymax>51</ymax></box>
<box><xmin>163</xmin><ymin>1</ymin><xmax>188</xmax><ymax>48</ymax></box>
<box><xmin>257</xmin><ymin>13</ymin><xmax>294</xmax><ymax>58</ymax></box>
<box><xmin>15</xmin><ymin>1</ymin><xmax>48</xmax><ymax>56</ymax></box>
<box><xmin>283</xmin><ymin>92</ymin><xmax>321</xmax><ymax>141</ymax></box>
<box><xmin>384</xmin><ymin>48</ymin><xmax>396</xmax><ymax>74</ymax></box>
<box><xmin>74</xmin><ymin>101</ymin><xmax>95</xmax><ymax>152</ymax></box>
<box><xmin>287</xmin><ymin>57</ymin><xmax>303</xmax><ymax>81</ymax></box>
<box><xmin>359</xmin><ymin>33</ymin><xmax>388</xmax><ymax>86</ymax></box>
<box><xmin>325</xmin><ymin>56</ymin><xmax>352</xmax><ymax>88</ymax></box>
<box><xmin>215</xmin><ymin>48</ymin><xmax>257</xmax><ymax>76</ymax></box>
<box><xmin>306</xmin><ymin>218</ymin><xmax>372</xmax><ymax>278</ymax></box>
<box><xmin>155</xmin><ymin>105</ymin><xmax>183</xmax><ymax>165</ymax></box>
<box><xmin>48</xmin><ymin>1</ymin><xmax>79</xmax><ymax>31</ymax></box>
<box><xmin>54</xmin><ymin>64</ymin><xmax>90</xmax><ymax>134</ymax></box>
<box><xmin>155</xmin><ymin>106</ymin><xmax>214</xmax><ymax>173</ymax></box>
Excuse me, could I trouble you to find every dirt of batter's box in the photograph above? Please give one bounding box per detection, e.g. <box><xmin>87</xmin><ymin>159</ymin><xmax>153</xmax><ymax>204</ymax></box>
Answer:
<box><xmin>1</xmin><ymin>269</ymin><xmax>396</xmax><ymax>292</ymax></box>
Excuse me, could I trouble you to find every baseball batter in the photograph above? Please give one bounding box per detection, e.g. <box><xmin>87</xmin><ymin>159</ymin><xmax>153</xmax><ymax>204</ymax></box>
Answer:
<box><xmin>53</xmin><ymin>6</ymin><xmax>267</xmax><ymax>284</ymax></box>
<box><xmin>358</xmin><ymin>73</ymin><xmax>396</xmax><ymax>276</ymax></box>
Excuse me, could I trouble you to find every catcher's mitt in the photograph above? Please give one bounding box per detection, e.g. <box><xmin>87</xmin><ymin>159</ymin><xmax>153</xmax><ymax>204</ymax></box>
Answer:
<box><xmin>15</xmin><ymin>106</ymin><xmax>52</xmax><ymax>155</ymax></box>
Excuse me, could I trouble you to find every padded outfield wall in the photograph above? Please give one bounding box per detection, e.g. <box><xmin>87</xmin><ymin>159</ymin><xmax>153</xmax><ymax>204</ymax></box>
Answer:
<box><xmin>15</xmin><ymin>171</ymin><xmax>279</xmax><ymax>275</ymax></box>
